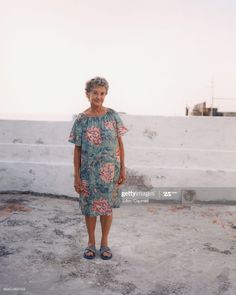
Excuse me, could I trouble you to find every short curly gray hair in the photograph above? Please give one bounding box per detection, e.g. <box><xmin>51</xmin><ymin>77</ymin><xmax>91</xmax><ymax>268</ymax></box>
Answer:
<box><xmin>85</xmin><ymin>76</ymin><xmax>109</xmax><ymax>94</ymax></box>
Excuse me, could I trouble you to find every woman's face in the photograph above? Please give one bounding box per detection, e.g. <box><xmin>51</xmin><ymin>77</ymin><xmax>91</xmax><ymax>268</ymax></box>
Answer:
<box><xmin>86</xmin><ymin>86</ymin><xmax>107</xmax><ymax>108</ymax></box>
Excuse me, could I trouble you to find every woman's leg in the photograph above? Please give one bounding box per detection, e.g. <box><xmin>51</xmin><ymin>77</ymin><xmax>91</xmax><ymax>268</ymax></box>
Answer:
<box><xmin>100</xmin><ymin>214</ymin><xmax>113</xmax><ymax>257</ymax></box>
<box><xmin>85</xmin><ymin>215</ymin><xmax>97</xmax><ymax>256</ymax></box>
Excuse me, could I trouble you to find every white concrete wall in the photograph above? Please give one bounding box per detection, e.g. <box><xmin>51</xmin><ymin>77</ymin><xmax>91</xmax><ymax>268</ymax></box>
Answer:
<box><xmin>0</xmin><ymin>115</ymin><xmax>236</xmax><ymax>202</ymax></box>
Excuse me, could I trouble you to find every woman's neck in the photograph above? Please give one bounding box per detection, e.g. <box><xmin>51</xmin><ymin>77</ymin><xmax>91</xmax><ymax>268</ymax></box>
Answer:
<box><xmin>90</xmin><ymin>105</ymin><xmax>105</xmax><ymax>114</ymax></box>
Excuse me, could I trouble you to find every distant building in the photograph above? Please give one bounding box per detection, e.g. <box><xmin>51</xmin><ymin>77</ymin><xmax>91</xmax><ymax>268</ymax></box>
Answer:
<box><xmin>186</xmin><ymin>101</ymin><xmax>236</xmax><ymax>117</ymax></box>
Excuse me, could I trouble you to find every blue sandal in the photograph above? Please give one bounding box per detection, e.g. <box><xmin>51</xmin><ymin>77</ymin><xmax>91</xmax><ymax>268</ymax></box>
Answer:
<box><xmin>83</xmin><ymin>245</ymin><xmax>96</xmax><ymax>259</ymax></box>
<box><xmin>100</xmin><ymin>246</ymin><xmax>113</xmax><ymax>260</ymax></box>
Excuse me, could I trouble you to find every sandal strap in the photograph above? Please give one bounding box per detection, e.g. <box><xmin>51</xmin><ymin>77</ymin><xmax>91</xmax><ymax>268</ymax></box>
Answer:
<box><xmin>85</xmin><ymin>246</ymin><xmax>96</xmax><ymax>254</ymax></box>
<box><xmin>100</xmin><ymin>246</ymin><xmax>112</xmax><ymax>254</ymax></box>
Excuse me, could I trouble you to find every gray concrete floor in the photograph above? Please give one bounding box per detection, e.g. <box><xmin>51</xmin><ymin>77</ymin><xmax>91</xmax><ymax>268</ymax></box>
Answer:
<box><xmin>0</xmin><ymin>193</ymin><xmax>236</xmax><ymax>295</ymax></box>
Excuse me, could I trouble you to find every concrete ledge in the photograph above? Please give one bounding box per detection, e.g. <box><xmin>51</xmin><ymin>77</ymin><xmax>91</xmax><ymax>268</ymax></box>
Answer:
<box><xmin>1</xmin><ymin>116</ymin><xmax>236</xmax><ymax>202</ymax></box>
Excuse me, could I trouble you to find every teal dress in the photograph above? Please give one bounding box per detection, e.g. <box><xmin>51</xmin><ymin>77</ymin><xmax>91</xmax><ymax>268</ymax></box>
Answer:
<box><xmin>68</xmin><ymin>108</ymin><xmax>128</xmax><ymax>216</ymax></box>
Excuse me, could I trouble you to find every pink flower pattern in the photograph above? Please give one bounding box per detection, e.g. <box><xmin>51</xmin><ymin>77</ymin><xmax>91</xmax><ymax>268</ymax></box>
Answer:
<box><xmin>116</xmin><ymin>126</ymin><xmax>128</xmax><ymax>137</ymax></box>
<box><xmin>86</xmin><ymin>126</ymin><xmax>102</xmax><ymax>145</ymax></box>
<box><xmin>68</xmin><ymin>132</ymin><xmax>75</xmax><ymax>141</ymax></box>
<box><xmin>92</xmin><ymin>198</ymin><xmax>112</xmax><ymax>215</ymax></box>
<box><xmin>104</xmin><ymin>120</ymin><xmax>116</xmax><ymax>130</ymax></box>
<box><xmin>80</xmin><ymin>179</ymin><xmax>89</xmax><ymax>197</ymax></box>
<box><xmin>100</xmin><ymin>163</ymin><xmax>115</xmax><ymax>182</ymax></box>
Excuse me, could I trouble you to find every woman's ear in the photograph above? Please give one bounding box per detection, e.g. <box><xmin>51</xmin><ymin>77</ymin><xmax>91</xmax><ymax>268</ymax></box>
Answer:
<box><xmin>86</xmin><ymin>92</ymin><xmax>90</xmax><ymax>101</ymax></box>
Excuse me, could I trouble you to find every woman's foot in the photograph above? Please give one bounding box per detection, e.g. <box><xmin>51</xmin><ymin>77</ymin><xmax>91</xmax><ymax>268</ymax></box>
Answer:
<box><xmin>83</xmin><ymin>245</ymin><xmax>96</xmax><ymax>259</ymax></box>
<box><xmin>100</xmin><ymin>246</ymin><xmax>112</xmax><ymax>260</ymax></box>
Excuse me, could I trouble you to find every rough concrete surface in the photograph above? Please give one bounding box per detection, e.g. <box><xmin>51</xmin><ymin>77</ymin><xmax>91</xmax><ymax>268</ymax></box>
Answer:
<box><xmin>0</xmin><ymin>194</ymin><xmax>236</xmax><ymax>295</ymax></box>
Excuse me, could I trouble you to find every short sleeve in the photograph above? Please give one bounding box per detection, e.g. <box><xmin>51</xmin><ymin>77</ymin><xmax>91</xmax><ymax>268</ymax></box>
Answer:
<box><xmin>113</xmin><ymin>111</ymin><xmax>128</xmax><ymax>137</ymax></box>
<box><xmin>68</xmin><ymin>114</ymin><xmax>83</xmax><ymax>146</ymax></box>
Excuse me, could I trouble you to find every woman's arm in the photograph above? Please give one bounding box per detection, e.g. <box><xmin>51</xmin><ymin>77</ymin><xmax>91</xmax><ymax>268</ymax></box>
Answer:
<box><xmin>74</xmin><ymin>145</ymin><xmax>81</xmax><ymax>176</ymax></box>
<box><xmin>73</xmin><ymin>145</ymin><xmax>82</xmax><ymax>193</ymax></box>
<box><xmin>117</xmin><ymin>137</ymin><xmax>126</xmax><ymax>185</ymax></box>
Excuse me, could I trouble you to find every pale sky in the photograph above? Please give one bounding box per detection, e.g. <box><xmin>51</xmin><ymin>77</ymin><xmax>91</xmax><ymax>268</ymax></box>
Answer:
<box><xmin>1</xmin><ymin>0</ymin><xmax>236</xmax><ymax>118</ymax></box>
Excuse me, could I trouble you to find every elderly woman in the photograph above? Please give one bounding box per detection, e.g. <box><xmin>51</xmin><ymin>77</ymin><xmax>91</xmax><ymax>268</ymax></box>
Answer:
<box><xmin>68</xmin><ymin>77</ymin><xmax>128</xmax><ymax>260</ymax></box>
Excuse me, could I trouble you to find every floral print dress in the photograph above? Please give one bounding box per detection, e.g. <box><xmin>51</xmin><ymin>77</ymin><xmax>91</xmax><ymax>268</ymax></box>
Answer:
<box><xmin>68</xmin><ymin>108</ymin><xmax>128</xmax><ymax>216</ymax></box>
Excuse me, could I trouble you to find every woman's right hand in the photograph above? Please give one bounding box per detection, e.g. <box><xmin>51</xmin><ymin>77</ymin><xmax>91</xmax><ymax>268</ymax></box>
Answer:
<box><xmin>74</xmin><ymin>176</ymin><xmax>82</xmax><ymax>194</ymax></box>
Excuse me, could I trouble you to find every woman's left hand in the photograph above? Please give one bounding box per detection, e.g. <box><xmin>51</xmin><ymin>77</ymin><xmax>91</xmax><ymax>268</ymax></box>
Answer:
<box><xmin>117</xmin><ymin>166</ymin><xmax>126</xmax><ymax>186</ymax></box>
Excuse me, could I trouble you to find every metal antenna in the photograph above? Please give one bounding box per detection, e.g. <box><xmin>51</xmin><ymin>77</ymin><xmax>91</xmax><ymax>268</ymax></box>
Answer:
<box><xmin>210</xmin><ymin>78</ymin><xmax>214</xmax><ymax>116</ymax></box>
